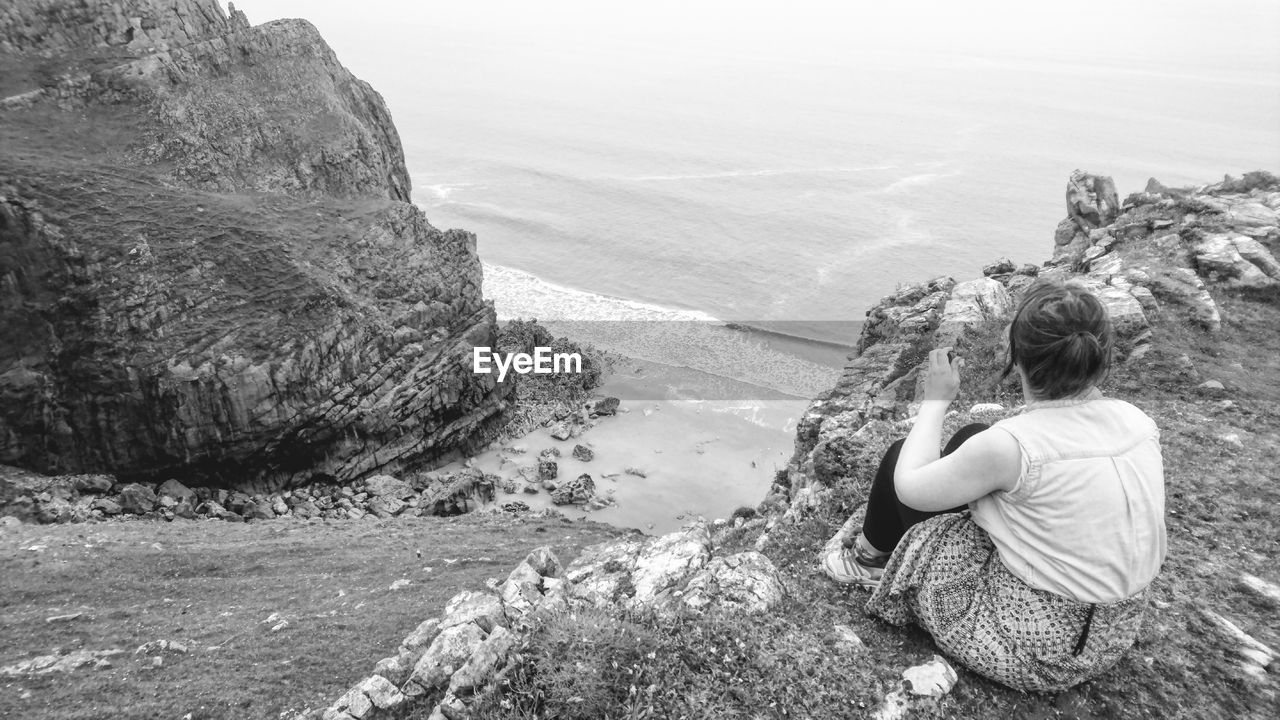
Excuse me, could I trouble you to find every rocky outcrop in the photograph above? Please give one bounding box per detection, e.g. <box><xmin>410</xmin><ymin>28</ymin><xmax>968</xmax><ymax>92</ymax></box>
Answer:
<box><xmin>303</xmin><ymin>522</ymin><xmax>786</xmax><ymax>720</ymax></box>
<box><xmin>0</xmin><ymin>465</ymin><xmax>501</xmax><ymax>524</ymax></box>
<box><xmin>775</xmin><ymin>169</ymin><xmax>1280</xmax><ymax>504</ymax></box>
<box><xmin>0</xmin><ymin>1</ymin><xmax>512</xmax><ymax>491</ymax></box>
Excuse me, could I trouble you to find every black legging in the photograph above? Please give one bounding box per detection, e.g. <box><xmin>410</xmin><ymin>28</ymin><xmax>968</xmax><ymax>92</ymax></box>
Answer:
<box><xmin>860</xmin><ymin>422</ymin><xmax>991</xmax><ymax>554</ymax></box>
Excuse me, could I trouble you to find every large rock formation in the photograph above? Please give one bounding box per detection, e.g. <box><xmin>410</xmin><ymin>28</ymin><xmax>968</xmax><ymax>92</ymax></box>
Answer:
<box><xmin>777</xmin><ymin>169</ymin><xmax>1280</xmax><ymax>502</ymax></box>
<box><xmin>0</xmin><ymin>1</ymin><xmax>512</xmax><ymax>491</ymax></box>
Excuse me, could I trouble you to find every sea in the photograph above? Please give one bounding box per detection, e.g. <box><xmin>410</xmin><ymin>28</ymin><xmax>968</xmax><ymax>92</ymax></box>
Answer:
<box><xmin>244</xmin><ymin>0</ymin><xmax>1280</xmax><ymax>400</ymax></box>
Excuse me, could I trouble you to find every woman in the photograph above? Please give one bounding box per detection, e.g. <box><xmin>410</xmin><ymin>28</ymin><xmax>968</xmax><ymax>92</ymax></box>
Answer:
<box><xmin>820</xmin><ymin>280</ymin><xmax>1166</xmax><ymax>692</ymax></box>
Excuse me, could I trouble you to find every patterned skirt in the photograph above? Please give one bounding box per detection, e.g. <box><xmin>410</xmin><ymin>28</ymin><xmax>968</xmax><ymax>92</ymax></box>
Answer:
<box><xmin>865</xmin><ymin>512</ymin><xmax>1148</xmax><ymax>693</ymax></box>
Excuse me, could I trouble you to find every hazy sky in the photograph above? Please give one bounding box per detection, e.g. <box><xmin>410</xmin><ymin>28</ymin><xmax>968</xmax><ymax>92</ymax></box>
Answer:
<box><xmin>232</xmin><ymin>0</ymin><xmax>1280</xmax><ymax>78</ymax></box>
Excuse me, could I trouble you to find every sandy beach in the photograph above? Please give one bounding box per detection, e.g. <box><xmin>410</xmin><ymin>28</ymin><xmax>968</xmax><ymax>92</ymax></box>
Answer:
<box><xmin>443</xmin><ymin>356</ymin><xmax>813</xmax><ymax>535</ymax></box>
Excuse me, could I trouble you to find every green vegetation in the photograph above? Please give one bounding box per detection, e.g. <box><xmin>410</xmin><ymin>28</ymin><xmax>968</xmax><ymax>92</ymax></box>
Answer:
<box><xmin>0</xmin><ymin>514</ymin><xmax>625</xmax><ymax>719</ymax></box>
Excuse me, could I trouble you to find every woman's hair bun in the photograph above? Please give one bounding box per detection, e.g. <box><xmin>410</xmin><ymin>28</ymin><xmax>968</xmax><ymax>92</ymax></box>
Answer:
<box><xmin>1001</xmin><ymin>281</ymin><xmax>1114</xmax><ymax>400</ymax></box>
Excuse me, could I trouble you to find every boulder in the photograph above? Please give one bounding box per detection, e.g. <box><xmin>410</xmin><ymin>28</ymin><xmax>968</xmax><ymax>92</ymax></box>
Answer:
<box><xmin>92</xmin><ymin>498</ymin><xmax>122</xmax><ymax>516</ymax></box>
<box><xmin>550</xmin><ymin>474</ymin><xmax>595</xmax><ymax>505</ymax></box>
<box><xmin>549</xmin><ymin>422</ymin><xmax>574</xmax><ymax>441</ymax></box>
<box><xmin>591</xmin><ymin>397</ymin><xmax>621</xmax><ymax>416</ymax></box>
<box><xmin>935</xmin><ymin>278</ymin><xmax>1013</xmax><ymax>346</ymax></box>
<box><xmin>368</xmin><ymin>496</ymin><xmax>406</xmax><ymax>518</ymax></box>
<box><xmin>1193</xmin><ymin>233</ymin><xmax>1280</xmax><ymax>288</ymax></box>
<box><xmin>524</xmin><ymin>546</ymin><xmax>562</xmax><ymax>578</ymax></box>
<box><xmin>364</xmin><ymin>475</ymin><xmax>414</xmax><ymax>500</ymax></box>
<box><xmin>226</xmin><ymin>492</ymin><xmax>252</xmax><ymax>514</ymax></box>
<box><xmin>672</xmin><ymin>551</ymin><xmax>786</xmax><ymax>615</ymax></box>
<box><xmin>156</xmin><ymin>479</ymin><xmax>196</xmax><ymax>504</ymax></box>
<box><xmin>629</xmin><ymin>520</ymin><xmax>713</xmax><ymax>604</ymax></box>
<box><xmin>72</xmin><ymin>475</ymin><xmax>114</xmax><ymax>494</ymax></box>
<box><xmin>448</xmin><ymin>626</ymin><xmax>516</xmax><ymax>695</ymax></box>
<box><xmin>405</xmin><ymin>623</ymin><xmax>488</xmax><ymax>694</ymax></box>
<box><xmin>401</xmin><ymin>618</ymin><xmax>443</xmax><ymax>655</ymax></box>
<box><xmin>439</xmin><ymin>591</ymin><xmax>506</xmax><ymax>634</ymax></box>
<box><xmin>982</xmin><ymin>258</ymin><xmax>1016</xmax><ymax>277</ymax></box>
<box><xmin>245</xmin><ymin>501</ymin><xmax>275</xmax><ymax>520</ymax></box>
<box><xmin>117</xmin><ymin>484</ymin><xmax>157</xmax><ymax>514</ymax></box>
<box><xmin>537</xmin><ymin>460</ymin><xmax>558</xmax><ymax>482</ymax></box>
<box><xmin>1065</xmin><ymin>170</ymin><xmax>1121</xmax><ymax>232</ymax></box>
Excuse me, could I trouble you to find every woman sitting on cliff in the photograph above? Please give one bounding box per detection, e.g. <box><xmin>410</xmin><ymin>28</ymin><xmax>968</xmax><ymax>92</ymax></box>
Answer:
<box><xmin>821</xmin><ymin>280</ymin><xmax>1166</xmax><ymax>692</ymax></box>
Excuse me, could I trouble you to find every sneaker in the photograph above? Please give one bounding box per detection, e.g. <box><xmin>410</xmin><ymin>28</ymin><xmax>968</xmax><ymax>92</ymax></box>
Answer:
<box><xmin>821</xmin><ymin>544</ymin><xmax>888</xmax><ymax>588</ymax></box>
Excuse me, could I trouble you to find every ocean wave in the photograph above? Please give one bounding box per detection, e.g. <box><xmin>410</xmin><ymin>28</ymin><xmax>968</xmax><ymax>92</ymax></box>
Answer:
<box><xmin>483</xmin><ymin>263</ymin><xmax>718</xmax><ymax>322</ymax></box>
<box><xmin>482</xmin><ymin>263</ymin><xmax>846</xmax><ymax>397</ymax></box>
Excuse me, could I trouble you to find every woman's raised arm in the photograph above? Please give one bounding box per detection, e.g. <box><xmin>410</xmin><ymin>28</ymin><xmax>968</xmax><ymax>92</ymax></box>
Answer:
<box><xmin>893</xmin><ymin>348</ymin><xmax>1022</xmax><ymax>511</ymax></box>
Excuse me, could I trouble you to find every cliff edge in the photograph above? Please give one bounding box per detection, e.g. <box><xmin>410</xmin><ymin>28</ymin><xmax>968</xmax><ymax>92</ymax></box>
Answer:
<box><xmin>0</xmin><ymin>0</ymin><xmax>511</xmax><ymax>491</ymax></box>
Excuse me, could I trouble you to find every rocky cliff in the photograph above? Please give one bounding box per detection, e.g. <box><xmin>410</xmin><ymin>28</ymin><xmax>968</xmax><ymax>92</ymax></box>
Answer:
<box><xmin>778</xmin><ymin>169</ymin><xmax>1280</xmax><ymax>503</ymax></box>
<box><xmin>0</xmin><ymin>0</ymin><xmax>511</xmax><ymax>491</ymax></box>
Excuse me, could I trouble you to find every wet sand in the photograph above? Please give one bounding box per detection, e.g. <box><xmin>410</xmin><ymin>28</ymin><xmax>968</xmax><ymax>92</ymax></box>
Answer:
<box><xmin>446</xmin><ymin>357</ymin><xmax>812</xmax><ymax>535</ymax></box>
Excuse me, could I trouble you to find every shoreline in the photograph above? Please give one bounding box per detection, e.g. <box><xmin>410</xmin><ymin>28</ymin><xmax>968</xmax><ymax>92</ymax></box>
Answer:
<box><xmin>453</xmin><ymin>353</ymin><xmax>808</xmax><ymax>535</ymax></box>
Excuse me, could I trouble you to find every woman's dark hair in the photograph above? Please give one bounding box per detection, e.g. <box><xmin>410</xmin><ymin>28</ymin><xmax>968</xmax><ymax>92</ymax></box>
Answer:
<box><xmin>1000</xmin><ymin>280</ymin><xmax>1114</xmax><ymax>400</ymax></box>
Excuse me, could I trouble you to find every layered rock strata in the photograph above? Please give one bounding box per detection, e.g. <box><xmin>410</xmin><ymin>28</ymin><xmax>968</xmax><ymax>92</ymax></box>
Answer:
<box><xmin>0</xmin><ymin>1</ymin><xmax>510</xmax><ymax>491</ymax></box>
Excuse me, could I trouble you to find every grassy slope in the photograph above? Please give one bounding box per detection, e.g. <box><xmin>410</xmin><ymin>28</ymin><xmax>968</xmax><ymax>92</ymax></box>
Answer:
<box><xmin>464</xmin><ymin>284</ymin><xmax>1280</xmax><ymax>720</ymax></box>
<box><xmin>0</xmin><ymin>514</ymin><xmax>628</xmax><ymax>720</ymax></box>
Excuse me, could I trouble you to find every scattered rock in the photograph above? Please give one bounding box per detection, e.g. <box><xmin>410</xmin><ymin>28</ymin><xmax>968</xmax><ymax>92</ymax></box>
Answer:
<box><xmin>832</xmin><ymin>624</ymin><xmax>865</xmax><ymax>651</ymax></box>
<box><xmin>1238</xmin><ymin>573</ymin><xmax>1280</xmax><ymax>607</ymax></box>
<box><xmin>134</xmin><ymin>639</ymin><xmax>188</xmax><ymax>656</ymax></box>
<box><xmin>117</xmin><ymin>484</ymin><xmax>157</xmax><ymax>514</ymax></box>
<box><xmin>0</xmin><ymin>649</ymin><xmax>126</xmax><ymax>676</ymax></box>
<box><xmin>246</xmin><ymin>501</ymin><xmax>275</xmax><ymax>520</ymax></box>
<box><xmin>982</xmin><ymin>258</ymin><xmax>1016</xmax><ymax>277</ymax></box>
<box><xmin>549</xmin><ymin>422</ymin><xmax>573</xmax><ymax>441</ymax></box>
<box><xmin>623</xmin><ymin>466</ymin><xmax>647</xmax><ymax>478</ymax></box>
<box><xmin>901</xmin><ymin>655</ymin><xmax>958</xmax><ymax>697</ymax></box>
<box><xmin>389</xmin><ymin>579</ymin><xmax>412</xmax><ymax>591</ymax></box>
<box><xmin>45</xmin><ymin>612</ymin><xmax>83</xmax><ymax>623</ymax></box>
<box><xmin>537</xmin><ymin>460</ymin><xmax>558</xmax><ymax>482</ymax></box>
<box><xmin>73</xmin><ymin>475</ymin><xmax>114</xmax><ymax>494</ymax></box>
<box><xmin>1217</xmin><ymin>433</ymin><xmax>1244</xmax><ymax>449</ymax></box>
<box><xmin>591</xmin><ymin>397</ymin><xmax>621</xmax><ymax>416</ymax></box>
<box><xmin>157</xmin><ymin>479</ymin><xmax>196</xmax><ymax>504</ymax></box>
<box><xmin>572</xmin><ymin>444</ymin><xmax>594</xmax><ymax>462</ymax></box>
<box><xmin>1198</xmin><ymin>608</ymin><xmax>1277</xmax><ymax>681</ymax></box>
<box><xmin>550</xmin><ymin>474</ymin><xmax>595</xmax><ymax>505</ymax></box>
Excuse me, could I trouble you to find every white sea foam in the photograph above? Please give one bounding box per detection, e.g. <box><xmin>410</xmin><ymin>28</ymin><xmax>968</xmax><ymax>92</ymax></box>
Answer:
<box><xmin>482</xmin><ymin>263</ymin><xmax>842</xmax><ymax>398</ymax></box>
<box><xmin>483</xmin><ymin>263</ymin><xmax>718</xmax><ymax>322</ymax></box>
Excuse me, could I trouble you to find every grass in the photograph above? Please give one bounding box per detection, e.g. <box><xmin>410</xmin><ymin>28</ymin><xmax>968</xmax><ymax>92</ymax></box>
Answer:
<box><xmin>0</xmin><ymin>513</ymin><xmax>627</xmax><ymax>719</ymax></box>
<box><xmin>460</xmin><ymin>280</ymin><xmax>1280</xmax><ymax>720</ymax></box>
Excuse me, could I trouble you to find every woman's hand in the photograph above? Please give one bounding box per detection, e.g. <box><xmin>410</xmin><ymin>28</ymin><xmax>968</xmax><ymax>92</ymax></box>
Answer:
<box><xmin>921</xmin><ymin>347</ymin><xmax>964</xmax><ymax>403</ymax></box>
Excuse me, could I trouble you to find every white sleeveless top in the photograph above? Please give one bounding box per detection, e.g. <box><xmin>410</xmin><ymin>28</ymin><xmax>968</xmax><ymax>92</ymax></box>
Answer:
<box><xmin>969</xmin><ymin>388</ymin><xmax>1167</xmax><ymax>604</ymax></box>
